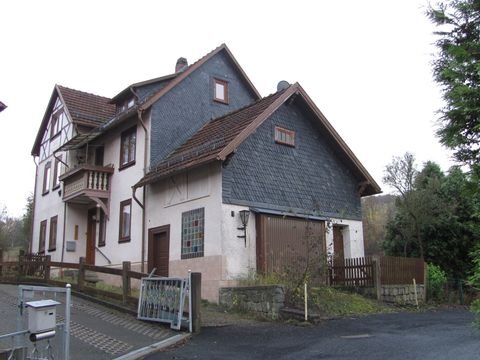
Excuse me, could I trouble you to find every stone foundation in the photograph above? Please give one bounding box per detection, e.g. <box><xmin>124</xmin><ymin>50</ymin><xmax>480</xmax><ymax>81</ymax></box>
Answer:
<box><xmin>380</xmin><ymin>284</ymin><xmax>425</xmax><ymax>305</ymax></box>
<box><xmin>219</xmin><ymin>285</ymin><xmax>286</xmax><ymax>320</ymax></box>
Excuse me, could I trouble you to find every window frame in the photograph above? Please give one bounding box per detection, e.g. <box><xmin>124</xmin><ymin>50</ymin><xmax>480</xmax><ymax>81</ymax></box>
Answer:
<box><xmin>52</xmin><ymin>156</ymin><xmax>62</xmax><ymax>190</ymax></box>
<box><xmin>213</xmin><ymin>78</ymin><xmax>229</xmax><ymax>104</ymax></box>
<box><xmin>181</xmin><ymin>208</ymin><xmax>205</xmax><ymax>259</ymax></box>
<box><xmin>48</xmin><ymin>216</ymin><xmax>58</xmax><ymax>252</ymax></box>
<box><xmin>274</xmin><ymin>126</ymin><xmax>296</xmax><ymax>147</ymax></box>
<box><xmin>42</xmin><ymin>161</ymin><xmax>51</xmax><ymax>195</ymax></box>
<box><xmin>118</xmin><ymin>199</ymin><xmax>132</xmax><ymax>243</ymax></box>
<box><xmin>50</xmin><ymin>109</ymin><xmax>63</xmax><ymax>139</ymax></box>
<box><xmin>39</xmin><ymin>220</ymin><xmax>47</xmax><ymax>254</ymax></box>
<box><xmin>119</xmin><ymin>127</ymin><xmax>137</xmax><ymax>170</ymax></box>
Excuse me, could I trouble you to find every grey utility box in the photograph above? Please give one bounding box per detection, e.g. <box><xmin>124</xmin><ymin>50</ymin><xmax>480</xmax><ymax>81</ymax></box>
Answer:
<box><xmin>25</xmin><ymin>299</ymin><xmax>61</xmax><ymax>334</ymax></box>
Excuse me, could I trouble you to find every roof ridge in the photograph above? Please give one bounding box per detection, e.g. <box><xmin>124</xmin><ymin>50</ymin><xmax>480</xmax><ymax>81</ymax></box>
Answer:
<box><xmin>56</xmin><ymin>84</ymin><xmax>112</xmax><ymax>101</ymax></box>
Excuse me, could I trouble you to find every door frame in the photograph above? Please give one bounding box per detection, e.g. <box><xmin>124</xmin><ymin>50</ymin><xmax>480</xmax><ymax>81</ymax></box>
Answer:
<box><xmin>148</xmin><ymin>225</ymin><xmax>170</xmax><ymax>276</ymax></box>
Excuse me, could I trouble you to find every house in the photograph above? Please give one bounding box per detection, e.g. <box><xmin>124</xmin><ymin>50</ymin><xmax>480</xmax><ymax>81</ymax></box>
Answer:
<box><xmin>30</xmin><ymin>44</ymin><xmax>381</xmax><ymax>302</ymax></box>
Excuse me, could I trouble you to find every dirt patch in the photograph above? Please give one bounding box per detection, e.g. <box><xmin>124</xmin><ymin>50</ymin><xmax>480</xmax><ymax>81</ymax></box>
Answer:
<box><xmin>201</xmin><ymin>302</ymin><xmax>262</xmax><ymax>327</ymax></box>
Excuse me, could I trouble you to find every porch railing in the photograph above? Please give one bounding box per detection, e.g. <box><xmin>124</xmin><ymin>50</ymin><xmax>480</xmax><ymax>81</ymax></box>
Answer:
<box><xmin>60</xmin><ymin>164</ymin><xmax>114</xmax><ymax>201</ymax></box>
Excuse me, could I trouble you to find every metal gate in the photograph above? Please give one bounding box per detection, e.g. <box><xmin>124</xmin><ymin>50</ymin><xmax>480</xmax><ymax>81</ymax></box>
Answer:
<box><xmin>137</xmin><ymin>274</ymin><xmax>191</xmax><ymax>331</ymax></box>
<box><xmin>0</xmin><ymin>284</ymin><xmax>71</xmax><ymax>360</ymax></box>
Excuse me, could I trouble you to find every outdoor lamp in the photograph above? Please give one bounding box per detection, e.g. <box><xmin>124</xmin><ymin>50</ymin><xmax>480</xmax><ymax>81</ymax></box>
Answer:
<box><xmin>237</xmin><ymin>210</ymin><xmax>250</xmax><ymax>247</ymax></box>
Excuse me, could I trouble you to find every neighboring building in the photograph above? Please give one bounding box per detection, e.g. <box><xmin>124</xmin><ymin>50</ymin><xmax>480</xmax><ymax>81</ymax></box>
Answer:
<box><xmin>30</xmin><ymin>44</ymin><xmax>381</xmax><ymax>301</ymax></box>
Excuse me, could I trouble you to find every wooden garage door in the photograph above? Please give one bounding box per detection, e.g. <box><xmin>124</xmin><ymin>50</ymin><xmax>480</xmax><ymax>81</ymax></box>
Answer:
<box><xmin>256</xmin><ymin>214</ymin><xmax>326</xmax><ymax>276</ymax></box>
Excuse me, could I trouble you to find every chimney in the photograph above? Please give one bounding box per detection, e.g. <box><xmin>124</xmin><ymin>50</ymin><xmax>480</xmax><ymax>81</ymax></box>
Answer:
<box><xmin>175</xmin><ymin>57</ymin><xmax>188</xmax><ymax>72</ymax></box>
<box><xmin>277</xmin><ymin>80</ymin><xmax>290</xmax><ymax>92</ymax></box>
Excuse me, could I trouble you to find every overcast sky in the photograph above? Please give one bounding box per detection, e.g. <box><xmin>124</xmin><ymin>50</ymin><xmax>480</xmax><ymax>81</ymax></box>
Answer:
<box><xmin>0</xmin><ymin>0</ymin><xmax>454</xmax><ymax>217</ymax></box>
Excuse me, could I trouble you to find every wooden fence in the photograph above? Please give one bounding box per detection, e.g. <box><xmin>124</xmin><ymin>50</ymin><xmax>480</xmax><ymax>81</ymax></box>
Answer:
<box><xmin>0</xmin><ymin>253</ymin><xmax>151</xmax><ymax>307</ymax></box>
<box><xmin>329</xmin><ymin>255</ymin><xmax>426</xmax><ymax>288</ymax></box>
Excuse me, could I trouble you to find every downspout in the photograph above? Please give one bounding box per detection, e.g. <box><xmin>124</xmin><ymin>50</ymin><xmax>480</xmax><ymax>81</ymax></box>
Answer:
<box><xmin>60</xmin><ymin>202</ymin><xmax>67</xmax><ymax>264</ymax></box>
<box><xmin>132</xmin><ymin>89</ymin><xmax>149</xmax><ymax>273</ymax></box>
<box><xmin>30</xmin><ymin>157</ymin><xmax>39</xmax><ymax>254</ymax></box>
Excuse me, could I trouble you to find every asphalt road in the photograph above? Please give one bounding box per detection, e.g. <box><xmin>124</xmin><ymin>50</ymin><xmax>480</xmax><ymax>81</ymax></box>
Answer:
<box><xmin>148</xmin><ymin>309</ymin><xmax>479</xmax><ymax>360</ymax></box>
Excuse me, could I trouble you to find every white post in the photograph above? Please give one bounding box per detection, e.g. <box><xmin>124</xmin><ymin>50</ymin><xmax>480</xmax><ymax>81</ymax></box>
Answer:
<box><xmin>304</xmin><ymin>283</ymin><xmax>308</xmax><ymax>321</ymax></box>
<box><xmin>65</xmin><ymin>283</ymin><xmax>71</xmax><ymax>360</ymax></box>
<box><xmin>413</xmin><ymin>278</ymin><xmax>418</xmax><ymax>308</ymax></box>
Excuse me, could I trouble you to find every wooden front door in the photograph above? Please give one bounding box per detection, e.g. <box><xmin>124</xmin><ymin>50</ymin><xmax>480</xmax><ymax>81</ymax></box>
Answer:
<box><xmin>333</xmin><ymin>226</ymin><xmax>345</xmax><ymax>265</ymax></box>
<box><xmin>86</xmin><ymin>208</ymin><xmax>96</xmax><ymax>265</ymax></box>
<box><xmin>148</xmin><ymin>225</ymin><xmax>170</xmax><ymax>277</ymax></box>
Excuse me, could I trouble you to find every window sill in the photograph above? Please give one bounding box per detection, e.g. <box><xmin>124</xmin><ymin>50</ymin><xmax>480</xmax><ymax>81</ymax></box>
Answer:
<box><xmin>213</xmin><ymin>98</ymin><xmax>229</xmax><ymax>105</ymax></box>
<box><xmin>98</xmin><ymin>243</ymin><xmax>105</xmax><ymax>248</ymax></box>
<box><xmin>119</xmin><ymin>161</ymin><xmax>135</xmax><ymax>171</ymax></box>
<box><xmin>52</xmin><ymin>184</ymin><xmax>60</xmax><ymax>191</ymax></box>
<box><xmin>118</xmin><ymin>238</ymin><xmax>131</xmax><ymax>244</ymax></box>
<box><xmin>42</xmin><ymin>191</ymin><xmax>50</xmax><ymax>196</ymax></box>
<box><xmin>181</xmin><ymin>252</ymin><xmax>204</xmax><ymax>260</ymax></box>
<box><xmin>48</xmin><ymin>248</ymin><xmax>56</xmax><ymax>252</ymax></box>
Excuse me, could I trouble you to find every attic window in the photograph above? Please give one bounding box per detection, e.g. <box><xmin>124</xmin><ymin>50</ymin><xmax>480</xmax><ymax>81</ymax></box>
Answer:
<box><xmin>117</xmin><ymin>98</ymin><xmax>135</xmax><ymax>114</ymax></box>
<box><xmin>275</xmin><ymin>126</ymin><xmax>295</xmax><ymax>147</ymax></box>
<box><xmin>213</xmin><ymin>78</ymin><xmax>228</xmax><ymax>104</ymax></box>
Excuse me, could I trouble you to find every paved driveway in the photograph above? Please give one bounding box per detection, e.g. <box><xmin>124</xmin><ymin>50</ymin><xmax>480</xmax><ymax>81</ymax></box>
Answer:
<box><xmin>148</xmin><ymin>309</ymin><xmax>479</xmax><ymax>360</ymax></box>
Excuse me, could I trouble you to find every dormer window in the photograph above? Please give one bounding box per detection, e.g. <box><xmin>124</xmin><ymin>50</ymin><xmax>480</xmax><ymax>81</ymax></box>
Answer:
<box><xmin>213</xmin><ymin>78</ymin><xmax>229</xmax><ymax>104</ymax></box>
<box><xmin>275</xmin><ymin>126</ymin><xmax>296</xmax><ymax>147</ymax></box>
<box><xmin>117</xmin><ymin>98</ymin><xmax>135</xmax><ymax>114</ymax></box>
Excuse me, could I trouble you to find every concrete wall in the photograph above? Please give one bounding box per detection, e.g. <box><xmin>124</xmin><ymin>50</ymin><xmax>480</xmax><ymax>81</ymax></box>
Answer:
<box><xmin>145</xmin><ymin>162</ymin><xmax>224</xmax><ymax>301</ymax></box>
<box><xmin>325</xmin><ymin>219</ymin><xmax>365</xmax><ymax>259</ymax></box>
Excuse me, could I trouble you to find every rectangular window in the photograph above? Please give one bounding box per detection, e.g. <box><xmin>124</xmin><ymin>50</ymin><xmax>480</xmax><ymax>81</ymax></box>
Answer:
<box><xmin>42</xmin><ymin>162</ymin><xmax>51</xmax><ymax>195</ymax></box>
<box><xmin>98</xmin><ymin>211</ymin><xmax>106</xmax><ymax>247</ymax></box>
<box><xmin>53</xmin><ymin>156</ymin><xmax>62</xmax><ymax>189</ymax></box>
<box><xmin>213</xmin><ymin>78</ymin><xmax>229</xmax><ymax>104</ymax></box>
<box><xmin>120</xmin><ymin>127</ymin><xmax>136</xmax><ymax>169</ymax></box>
<box><xmin>50</xmin><ymin>109</ymin><xmax>63</xmax><ymax>139</ymax></box>
<box><xmin>48</xmin><ymin>216</ymin><xmax>58</xmax><ymax>251</ymax></box>
<box><xmin>119</xmin><ymin>199</ymin><xmax>132</xmax><ymax>242</ymax></box>
<box><xmin>181</xmin><ymin>208</ymin><xmax>204</xmax><ymax>259</ymax></box>
<box><xmin>39</xmin><ymin>220</ymin><xmax>47</xmax><ymax>253</ymax></box>
<box><xmin>275</xmin><ymin>126</ymin><xmax>296</xmax><ymax>147</ymax></box>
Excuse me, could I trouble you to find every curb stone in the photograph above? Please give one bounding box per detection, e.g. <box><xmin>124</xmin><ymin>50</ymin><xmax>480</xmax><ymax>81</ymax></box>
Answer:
<box><xmin>113</xmin><ymin>334</ymin><xmax>191</xmax><ymax>360</ymax></box>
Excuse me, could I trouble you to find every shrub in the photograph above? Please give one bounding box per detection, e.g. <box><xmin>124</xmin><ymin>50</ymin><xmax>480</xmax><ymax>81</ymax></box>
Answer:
<box><xmin>427</xmin><ymin>263</ymin><xmax>447</xmax><ymax>301</ymax></box>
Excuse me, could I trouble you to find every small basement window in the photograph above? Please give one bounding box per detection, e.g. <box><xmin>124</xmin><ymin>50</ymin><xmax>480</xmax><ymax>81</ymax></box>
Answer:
<box><xmin>275</xmin><ymin>126</ymin><xmax>296</xmax><ymax>147</ymax></box>
<box><xmin>213</xmin><ymin>78</ymin><xmax>229</xmax><ymax>104</ymax></box>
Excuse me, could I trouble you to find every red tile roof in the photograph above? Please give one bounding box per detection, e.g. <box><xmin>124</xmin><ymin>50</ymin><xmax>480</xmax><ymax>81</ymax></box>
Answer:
<box><xmin>57</xmin><ymin>85</ymin><xmax>115</xmax><ymax>127</ymax></box>
<box><xmin>135</xmin><ymin>89</ymin><xmax>287</xmax><ymax>187</ymax></box>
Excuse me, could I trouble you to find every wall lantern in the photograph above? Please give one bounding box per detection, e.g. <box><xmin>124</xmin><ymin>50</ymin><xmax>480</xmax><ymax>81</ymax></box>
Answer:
<box><xmin>237</xmin><ymin>210</ymin><xmax>250</xmax><ymax>247</ymax></box>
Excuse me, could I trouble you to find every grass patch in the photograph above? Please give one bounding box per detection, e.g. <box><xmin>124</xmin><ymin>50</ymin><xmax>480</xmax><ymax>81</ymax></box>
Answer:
<box><xmin>308</xmin><ymin>286</ymin><xmax>388</xmax><ymax>317</ymax></box>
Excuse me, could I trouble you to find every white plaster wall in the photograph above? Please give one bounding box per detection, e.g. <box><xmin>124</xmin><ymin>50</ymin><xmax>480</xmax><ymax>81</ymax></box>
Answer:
<box><xmin>61</xmin><ymin>204</ymin><xmax>87</xmax><ymax>263</ymax></box>
<box><xmin>96</xmin><ymin>119</ymin><xmax>147</xmax><ymax>266</ymax></box>
<box><xmin>325</xmin><ymin>218</ymin><xmax>365</xmax><ymax>259</ymax></box>
<box><xmin>220</xmin><ymin>204</ymin><xmax>257</xmax><ymax>280</ymax></box>
<box><xmin>146</xmin><ymin>162</ymin><xmax>223</xmax><ymax>262</ymax></box>
<box><xmin>32</xmin><ymin>155</ymin><xmax>66</xmax><ymax>261</ymax></box>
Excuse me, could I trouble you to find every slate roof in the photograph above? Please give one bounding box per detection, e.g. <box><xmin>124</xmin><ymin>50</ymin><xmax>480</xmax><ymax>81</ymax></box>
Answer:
<box><xmin>135</xmin><ymin>89</ymin><xmax>286</xmax><ymax>187</ymax></box>
<box><xmin>135</xmin><ymin>82</ymin><xmax>382</xmax><ymax>196</ymax></box>
<box><xmin>57</xmin><ymin>85</ymin><xmax>115</xmax><ymax>127</ymax></box>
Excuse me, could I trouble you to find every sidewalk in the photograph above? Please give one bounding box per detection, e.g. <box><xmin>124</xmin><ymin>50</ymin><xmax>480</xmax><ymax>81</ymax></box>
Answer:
<box><xmin>0</xmin><ymin>284</ymin><xmax>184</xmax><ymax>360</ymax></box>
